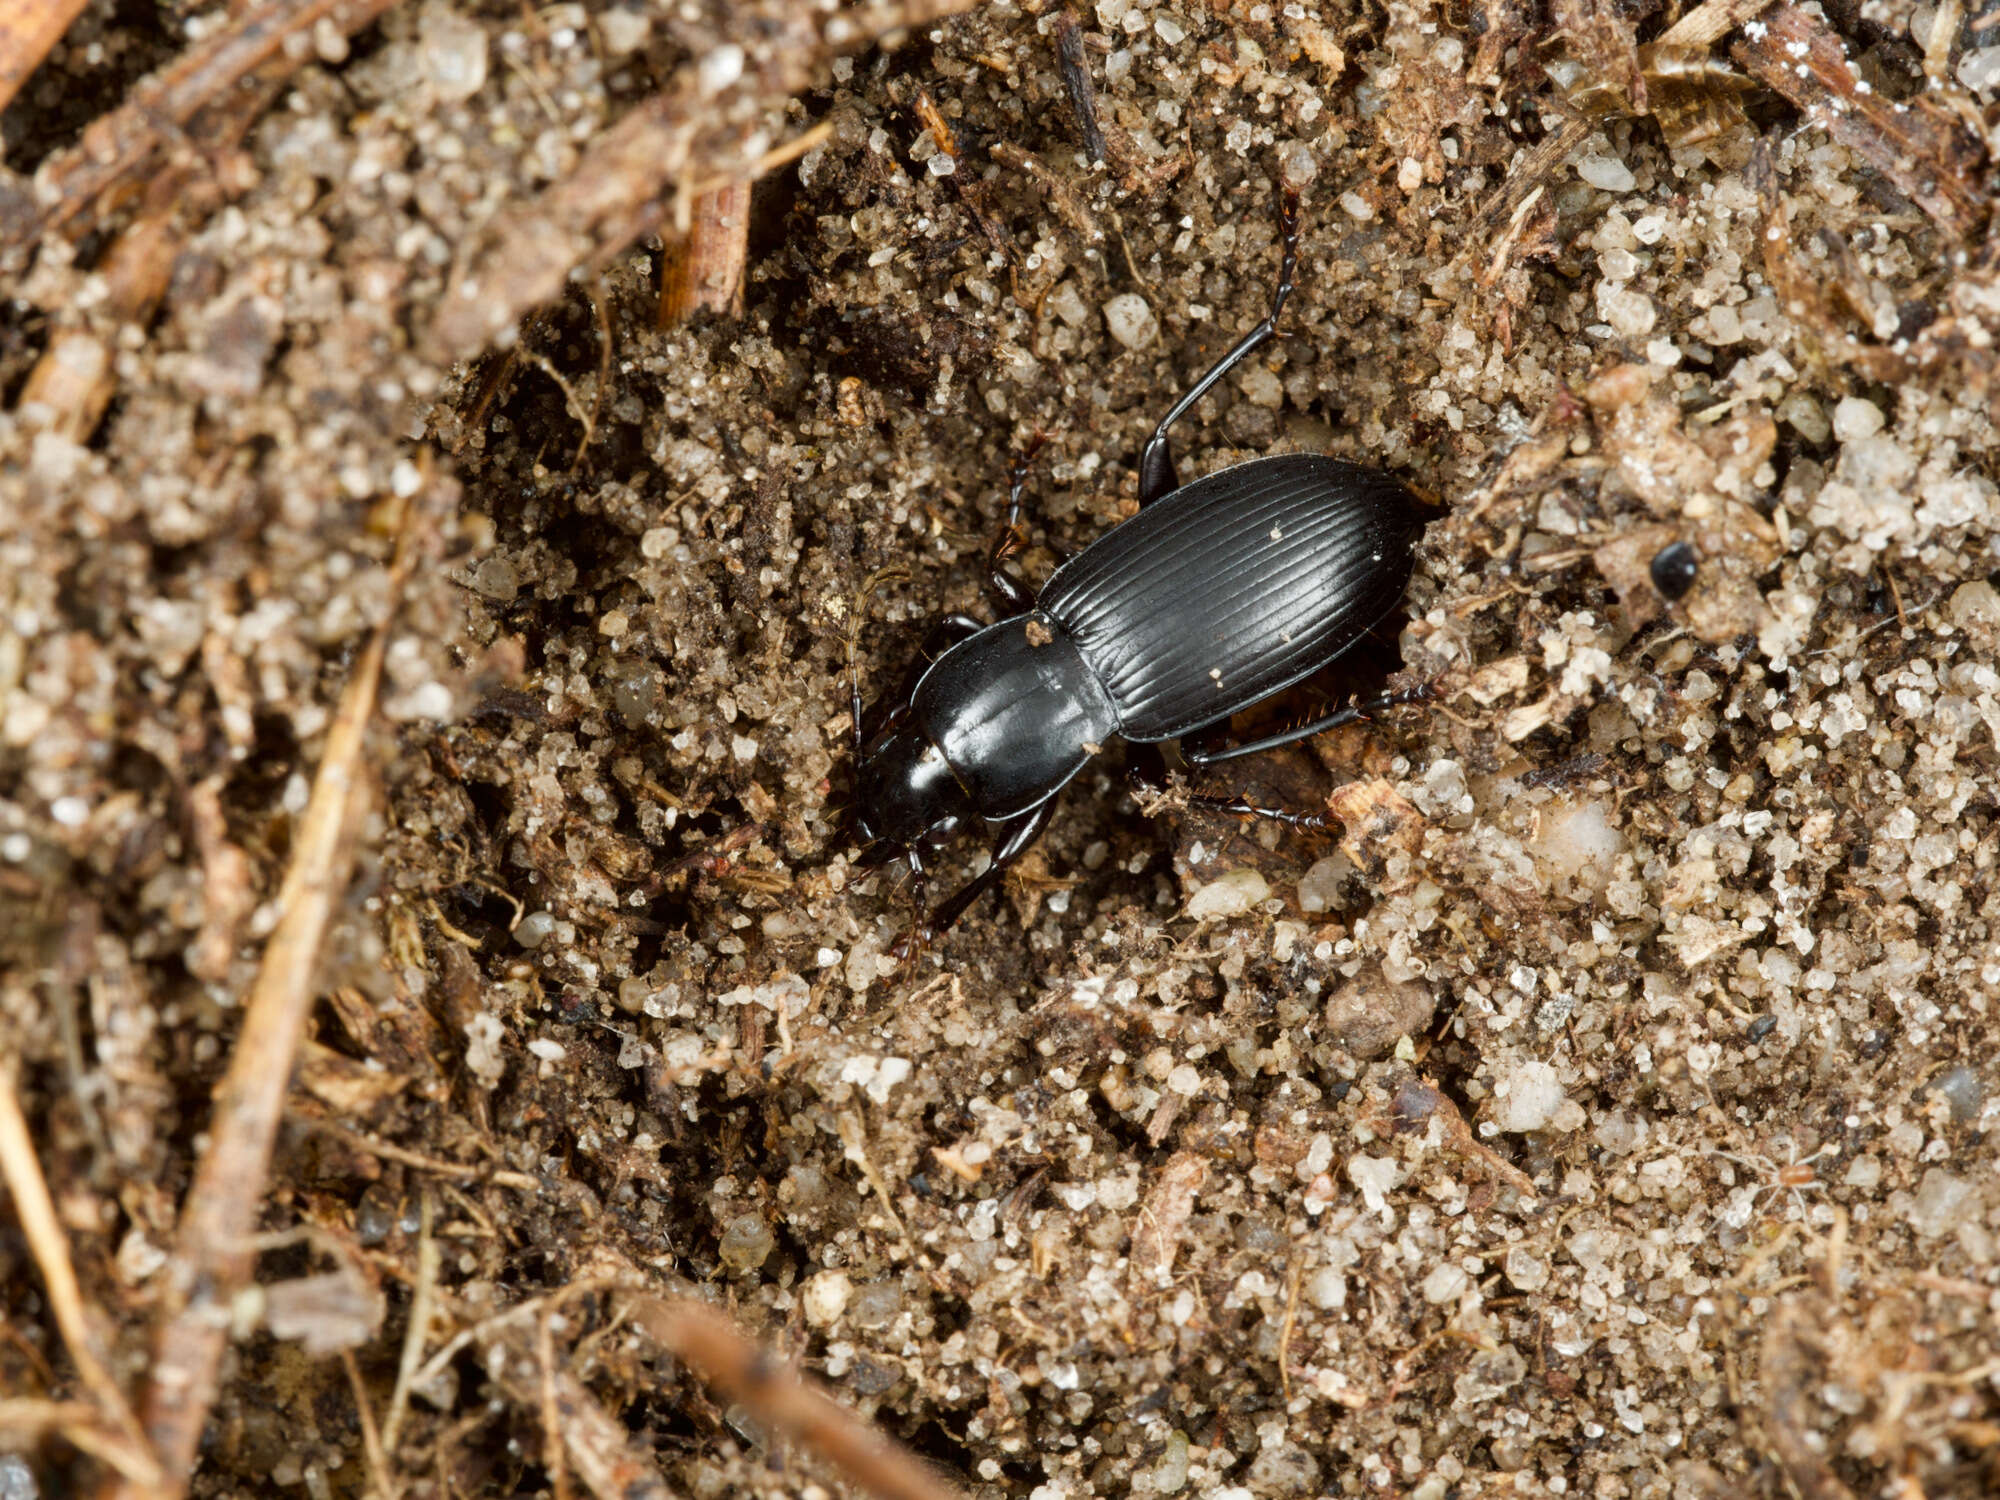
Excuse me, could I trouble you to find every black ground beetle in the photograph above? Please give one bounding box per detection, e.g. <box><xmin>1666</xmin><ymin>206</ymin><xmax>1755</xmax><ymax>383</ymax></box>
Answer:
<box><xmin>849</xmin><ymin>186</ymin><xmax>1427</xmax><ymax>940</ymax></box>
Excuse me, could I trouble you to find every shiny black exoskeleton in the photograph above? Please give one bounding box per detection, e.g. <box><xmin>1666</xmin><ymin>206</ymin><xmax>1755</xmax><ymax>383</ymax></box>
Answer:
<box><xmin>850</xmin><ymin>187</ymin><xmax>1426</xmax><ymax>940</ymax></box>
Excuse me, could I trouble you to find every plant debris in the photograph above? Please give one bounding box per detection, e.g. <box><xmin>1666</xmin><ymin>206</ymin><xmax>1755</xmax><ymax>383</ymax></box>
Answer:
<box><xmin>3</xmin><ymin>0</ymin><xmax>2000</xmax><ymax>1496</ymax></box>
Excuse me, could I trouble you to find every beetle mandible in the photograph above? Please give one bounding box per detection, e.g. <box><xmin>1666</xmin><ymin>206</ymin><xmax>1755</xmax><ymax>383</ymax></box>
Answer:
<box><xmin>849</xmin><ymin>184</ymin><xmax>1427</xmax><ymax>942</ymax></box>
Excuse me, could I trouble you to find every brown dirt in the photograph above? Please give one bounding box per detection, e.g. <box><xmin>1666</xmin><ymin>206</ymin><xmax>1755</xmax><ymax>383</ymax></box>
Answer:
<box><xmin>3</xmin><ymin>0</ymin><xmax>1999</xmax><ymax>1496</ymax></box>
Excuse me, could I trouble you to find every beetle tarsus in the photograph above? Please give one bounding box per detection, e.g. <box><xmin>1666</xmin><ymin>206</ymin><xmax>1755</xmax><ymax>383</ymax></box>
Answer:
<box><xmin>1186</xmin><ymin>790</ymin><xmax>1335</xmax><ymax>832</ymax></box>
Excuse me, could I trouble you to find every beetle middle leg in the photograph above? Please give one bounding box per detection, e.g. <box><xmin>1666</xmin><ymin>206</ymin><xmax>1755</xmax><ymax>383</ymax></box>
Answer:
<box><xmin>986</xmin><ymin>433</ymin><xmax>1051</xmax><ymax>613</ymax></box>
<box><xmin>1135</xmin><ymin>183</ymin><xmax>1302</xmax><ymax>507</ymax></box>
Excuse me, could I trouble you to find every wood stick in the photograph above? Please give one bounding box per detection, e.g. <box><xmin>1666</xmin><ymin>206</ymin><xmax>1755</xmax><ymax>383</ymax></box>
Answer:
<box><xmin>102</xmin><ymin>493</ymin><xmax>433</xmax><ymax>1500</ymax></box>
<box><xmin>0</xmin><ymin>0</ymin><xmax>400</xmax><ymax>253</ymax></box>
<box><xmin>0</xmin><ymin>0</ymin><xmax>92</xmax><ymax>117</ymax></box>
<box><xmin>633</xmin><ymin>1298</ymin><xmax>966</xmax><ymax>1500</ymax></box>
<box><xmin>658</xmin><ymin>181</ymin><xmax>751</xmax><ymax>325</ymax></box>
<box><xmin>426</xmin><ymin>0</ymin><xmax>988</xmax><ymax>362</ymax></box>
<box><xmin>0</xmin><ymin>1069</ymin><xmax>157</xmax><ymax>1485</ymax></box>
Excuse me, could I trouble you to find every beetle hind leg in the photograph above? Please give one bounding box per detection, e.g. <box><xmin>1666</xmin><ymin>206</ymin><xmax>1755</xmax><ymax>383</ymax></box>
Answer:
<box><xmin>1181</xmin><ymin>789</ymin><xmax>1334</xmax><ymax>832</ymax></box>
<box><xmin>1128</xmin><ymin>754</ymin><xmax>1334</xmax><ymax>833</ymax></box>
<box><xmin>1135</xmin><ymin>182</ymin><xmax>1303</xmax><ymax>507</ymax></box>
<box><xmin>1182</xmin><ymin>681</ymin><xmax>1434</xmax><ymax>767</ymax></box>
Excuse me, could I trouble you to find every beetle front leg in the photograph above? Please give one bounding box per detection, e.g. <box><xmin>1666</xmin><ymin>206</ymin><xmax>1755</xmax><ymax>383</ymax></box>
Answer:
<box><xmin>909</xmin><ymin>801</ymin><xmax>1056</xmax><ymax>948</ymax></box>
<box><xmin>1135</xmin><ymin>182</ymin><xmax>1302</xmax><ymax>508</ymax></box>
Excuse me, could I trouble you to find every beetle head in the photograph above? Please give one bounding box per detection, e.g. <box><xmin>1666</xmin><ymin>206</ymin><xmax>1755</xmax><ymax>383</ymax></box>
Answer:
<box><xmin>852</xmin><ymin>725</ymin><xmax>973</xmax><ymax>853</ymax></box>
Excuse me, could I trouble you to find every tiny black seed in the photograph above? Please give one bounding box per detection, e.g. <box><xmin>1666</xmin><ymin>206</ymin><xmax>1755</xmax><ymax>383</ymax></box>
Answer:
<box><xmin>1650</xmin><ymin>540</ymin><xmax>1700</xmax><ymax>600</ymax></box>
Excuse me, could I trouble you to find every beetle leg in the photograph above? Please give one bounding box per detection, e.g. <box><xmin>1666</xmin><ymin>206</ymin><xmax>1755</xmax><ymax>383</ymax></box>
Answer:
<box><xmin>885</xmin><ymin>847</ymin><xmax>936</xmax><ymax>966</ymax></box>
<box><xmin>987</xmin><ymin>435</ymin><xmax>1050</xmax><ymax>613</ymax></box>
<box><xmin>923</xmin><ymin>613</ymin><xmax>984</xmax><ymax>657</ymax></box>
<box><xmin>1127</xmin><ymin>760</ymin><xmax>1331</xmax><ymax>832</ymax></box>
<box><xmin>1182</xmin><ymin>681</ymin><xmax>1434</xmax><ymax>766</ymax></box>
<box><xmin>1182</xmin><ymin>790</ymin><xmax>1334</xmax><ymax>831</ymax></box>
<box><xmin>922</xmin><ymin>800</ymin><xmax>1056</xmax><ymax>939</ymax></box>
<box><xmin>1135</xmin><ymin>182</ymin><xmax>1302</xmax><ymax>508</ymax></box>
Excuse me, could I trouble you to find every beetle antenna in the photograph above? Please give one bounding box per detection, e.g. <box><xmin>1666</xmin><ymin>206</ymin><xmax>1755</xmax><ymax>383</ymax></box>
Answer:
<box><xmin>848</xmin><ymin>634</ymin><xmax>865</xmax><ymax>752</ymax></box>
<box><xmin>846</xmin><ymin>565</ymin><xmax>912</xmax><ymax>750</ymax></box>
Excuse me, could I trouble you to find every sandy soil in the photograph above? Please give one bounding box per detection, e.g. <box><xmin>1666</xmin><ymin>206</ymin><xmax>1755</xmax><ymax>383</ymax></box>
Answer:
<box><xmin>3</xmin><ymin>0</ymin><xmax>1999</xmax><ymax>1496</ymax></box>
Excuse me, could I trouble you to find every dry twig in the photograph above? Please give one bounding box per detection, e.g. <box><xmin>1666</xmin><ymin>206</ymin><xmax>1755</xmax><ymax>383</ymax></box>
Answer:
<box><xmin>0</xmin><ymin>0</ymin><xmax>91</xmax><ymax>116</ymax></box>
<box><xmin>379</xmin><ymin>1190</ymin><xmax>437</xmax><ymax>1458</ymax></box>
<box><xmin>480</xmin><ymin>1321</ymin><xmax>674</xmax><ymax>1500</ymax></box>
<box><xmin>1655</xmin><ymin>0</ymin><xmax>1776</xmax><ymax>49</ymax></box>
<box><xmin>0</xmin><ymin>0</ymin><xmax>401</xmax><ymax>254</ymax></box>
<box><xmin>1733</xmin><ymin>2</ymin><xmax>1989</xmax><ymax>241</ymax></box>
<box><xmin>426</xmin><ymin>0</ymin><xmax>987</xmax><ymax>362</ymax></box>
<box><xmin>1128</xmin><ymin>1149</ymin><xmax>1208</xmax><ymax>1292</ymax></box>
<box><xmin>0</xmin><ymin>1069</ymin><xmax>157</xmax><ymax>1485</ymax></box>
<box><xmin>658</xmin><ymin>181</ymin><xmax>752</xmax><ymax>325</ymax></box>
<box><xmin>104</xmin><ymin>487</ymin><xmax>438</xmax><ymax>1500</ymax></box>
<box><xmin>633</xmin><ymin>1297</ymin><xmax>967</xmax><ymax>1500</ymax></box>
<box><xmin>1051</xmin><ymin>8</ymin><xmax>1109</xmax><ymax>165</ymax></box>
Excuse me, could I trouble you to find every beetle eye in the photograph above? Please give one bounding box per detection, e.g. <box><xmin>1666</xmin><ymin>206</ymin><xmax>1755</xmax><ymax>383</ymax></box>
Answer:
<box><xmin>1650</xmin><ymin>540</ymin><xmax>1699</xmax><ymax>600</ymax></box>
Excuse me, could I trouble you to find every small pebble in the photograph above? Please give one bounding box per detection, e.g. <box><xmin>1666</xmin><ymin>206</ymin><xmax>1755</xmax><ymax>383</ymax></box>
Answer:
<box><xmin>1185</xmin><ymin>868</ymin><xmax>1269</xmax><ymax>919</ymax></box>
<box><xmin>1298</xmin><ymin>855</ymin><xmax>1346</xmax><ymax>913</ymax></box>
<box><xmin>0</xmin><ymin>1455</ymin><xmax>37</xmax><ymax>1500</ymax></box>
<box><xmin>1279</xmin><ymin>141</ymin><xmax>1318</xmax><ymax>190</ymax></box>
<box><xmin>848</xmin><ymin>1279</ymin><xmax>903</xmax><ymax>1329</ymax></box>
<box><xmin>1102</xmin><ymin>293</ymin><xmax>1159</xmax><ymax>350</ymax></box>
<box><xmin>1957</xmin><ymin>45</ymin><xmax>2000</xmax><ymax>93</ymax></box>
<box><xmin>1777</xmin><ymin>391</ymin><xmax>1830</xmax><ymax>444</ymax></box>
<box><xmin>420</xmin><ymin>6</ymin><xmax>489</xmax><ymax>102</ymax></box>
<box><xmin>1597</xmin><ymin>247</ymin><xmax>1641</xmax><ymax>281</ymax></box>
<box><xmin>514</xmin><ymin>911</ymin><xmax>556</xmax><ymax>949</ymax></box>
<box><xmin>1422</xmin><ymin>1263</ymin><xmax>1470</xmax><ymax>1304</ymax></box>
<box><xmin>1908</xmin><ymin>1169</ymin><xmax>1974</xmax><ymax>1239</ymax></box>
<box><xmin>469</xmin><ymin>556</ymin><xmax>518</xmax><ymax>603</ymax></box>
<box><xmin>1491</xmin><ymin>1059</ymin><xmax>1570</xmax><ymax>1133</ymax></box>
<box><xmin>803</xmin><ymin>1270</ymin><xmax>852</xmax><ymax>1327</ymax></box>
<box><xmin>1832</xmin><ymin>395</ymin><xmax>1885</xmax><ymax>443</ymax></box>
<box><xmin>698</xmin><ymin>43</ymin><xmax>745</xmax><ymax>97</ymax></box>
<box><xmin>1933</xmin><ymin>1065</ymin><xmax>1984</xmax><ymax>1124</ymax></box>
<box><xmin>718</xmin><ymin>1213</ymin><xmax>774</xmax><ymax>1274</ymax></box>
<box><xmin>1947</xmin><ymin>581</ymin><xmax>2000</xmax><ymax>651</ymax></box>
<box><xmin>1578</xmin><ymin>153</ymin><xmax>1637</xmax><ymax>192</ymax></box>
